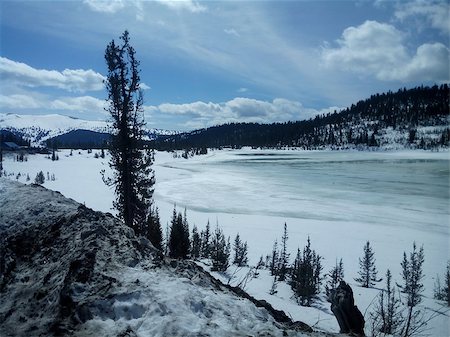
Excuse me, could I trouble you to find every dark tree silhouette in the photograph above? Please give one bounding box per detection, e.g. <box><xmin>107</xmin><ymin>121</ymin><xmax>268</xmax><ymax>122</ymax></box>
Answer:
<box><xmin>355</xmin><ymin>241</ymin><xmax>382</xmax><ymax>288</ymax></box>
<box><xmin>103</xmin><ymin>30</ymin><xmax>154</xmax><ymax>233</ymax></box>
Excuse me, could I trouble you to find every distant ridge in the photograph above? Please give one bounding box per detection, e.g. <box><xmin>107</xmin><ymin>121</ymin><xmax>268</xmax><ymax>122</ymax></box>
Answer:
<box><xmin>152</xmin><ymin>85</ymin><xmax>449</xmax><ymax>150</ymax></box>
<box><xmin>0</xmin><ymin>113</ymin><xmax>178</xmax><ymax>147</ymax></box>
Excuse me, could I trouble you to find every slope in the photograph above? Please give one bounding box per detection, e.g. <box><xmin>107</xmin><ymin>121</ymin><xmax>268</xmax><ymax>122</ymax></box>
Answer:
<box><xmin>0</xmin><ymin>180</ymin><xmax>320</xmax><ymax>337</ymax></box>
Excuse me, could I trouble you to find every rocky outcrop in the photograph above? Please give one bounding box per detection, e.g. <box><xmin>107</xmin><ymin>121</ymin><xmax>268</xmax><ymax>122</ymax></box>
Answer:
<box><xmin>0</xmin><ymin>181</ymin><xmax>316</xmax><ymax>337</ymax></box>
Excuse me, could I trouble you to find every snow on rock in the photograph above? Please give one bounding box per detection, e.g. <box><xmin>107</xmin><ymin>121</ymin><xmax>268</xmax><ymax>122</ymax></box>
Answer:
<box><xmin>0</xmin><ymin>180</ymin><xmax>318</xmax><ymax>337</ymax></box>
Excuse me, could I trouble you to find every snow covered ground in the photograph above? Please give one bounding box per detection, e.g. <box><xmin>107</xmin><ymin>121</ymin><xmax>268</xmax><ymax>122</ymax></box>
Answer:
<box><xmin>2</xmin><ymin>147</ymin><xmax>449</xmax><ymax>336</ymax></box>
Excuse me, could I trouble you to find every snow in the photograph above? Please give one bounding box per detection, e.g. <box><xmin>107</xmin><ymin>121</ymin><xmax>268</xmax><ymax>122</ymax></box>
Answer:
<box><xmin>2</xmin><ymin>147</ymin><xmax>449</xmax><ymax>336</ymax></box>
<box><xmin>0</xmin><ymin>113</ymin><xmax>178</xmax><ymax>146</ymax></box>
<box><xmin>0</xmin><ymin>180</ymin><xmax>313</xmax><ymax>337</ymax></box>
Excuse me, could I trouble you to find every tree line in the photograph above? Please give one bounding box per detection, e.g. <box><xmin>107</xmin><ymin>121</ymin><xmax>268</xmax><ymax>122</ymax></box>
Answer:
<box><xmin>151</xmin><ymin>84</ymin><xmax>449</xmax><ymax>150</ymax></box>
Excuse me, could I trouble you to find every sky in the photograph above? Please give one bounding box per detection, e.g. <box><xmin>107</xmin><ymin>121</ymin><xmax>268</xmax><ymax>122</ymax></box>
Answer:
<box><xmin>0</xmin><ymin>0</ymin><xmax>449</xmax><ymax>131</ymax></box>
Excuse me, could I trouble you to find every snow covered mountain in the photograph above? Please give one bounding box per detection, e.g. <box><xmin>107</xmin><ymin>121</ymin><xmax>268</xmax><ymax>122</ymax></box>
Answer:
<box><xmin>0</xmin><ymin>180</ymin><xmax>317</xmax><ymax>337</ymax></box>
<box><xmin>0</xmin><ymin>113</ymin><xmax>178</xmax><ymax>146</ymax></box>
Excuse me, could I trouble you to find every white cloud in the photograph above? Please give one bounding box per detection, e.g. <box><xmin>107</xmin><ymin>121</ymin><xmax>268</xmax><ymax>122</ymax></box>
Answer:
<box><xmin>50</xmin><ymin>96</ymin><xmax>107</xmax><ymax>114</ymax></box>
<box><xmin>237</xmin><ymin>87</ymin><xmax>248</xmax><ymax>93</ymax></box>
<box><xmin>395</xmin><ymin>0</ymin><xmax>450</xmax><ymax>34</ymax></box>
<box><xmin>83</xmin><ymin>0</ymin><xmax>126</xmax><ymax>13</ymax></box>
<box><xmin>148</xmin><ymin>97</ymin><xmax>332</xmax><ymax>129</ymax></box>
<box><xmin>322</xmin><ymin>20</ymin><xmax>450</xmax><ymax>82</ymax></box>
<box><xmin>224</xmin><ymin>28</ymin><xmax>240</xmax><ymax>37</ymax></box>
<box><xmin>155</xmin><ymin>0</ymin><xmax>206</xmax><ymax>13</ymax></box>
<box><xmin>0</xmin><ymin>94</ymin><xmax>43</xmax><ymax>109</ymax></box>
<box><xmin>0</xmin><ymin>57</ymin><xmax>105</xmax><ymax>92</ymax></box>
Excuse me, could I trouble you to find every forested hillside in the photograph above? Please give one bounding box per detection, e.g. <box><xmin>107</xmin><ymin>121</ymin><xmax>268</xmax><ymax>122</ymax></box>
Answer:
<box><xmin>152</xmin><ymin>85</ymin><xmax>449</xmax><ymax>150</ymax></box>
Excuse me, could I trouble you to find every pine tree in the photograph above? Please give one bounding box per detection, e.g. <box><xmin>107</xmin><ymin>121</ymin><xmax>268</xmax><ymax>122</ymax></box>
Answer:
<box><xmin>290</xmin><ymin>237</ymin><xmax>322</xmax><ymax>306</ymax></box>
<box><xmin>34</xmin><ymin>171</ymin><xmax>45</xmax><ymax>184</ymax></box>
<box><xmin>200</xmin><ymin>220</ymin><xmax>211</xmax><ymax>258</ymax></box>
<box><xmin>355</xmin><ymin>241</ymin><xmax>382</xmax><ymax>288</ymax></box>
<box><xmin>103</xmin><ymin>30</ymin><xmax>154</xmax><ymax>233</ymax></box>
<box><xmin>142</xmin><ymin>204</ymin><xmax>163</xmax><ymax>251</ymax></box>
<box><xmin>434</xmin><ymin>261</ymin><xmax>450</xmax><ymax>306</ymax></box>
<box><xmin>371</xmin><ymin>269</ymin><xmax>402</xmax><ymax>335</ymax></box>
<box><xmin>398</xmin><ymin>242</ymin><xmax>425</xmax><ymax>337</ymax></box>
<box><xmin>210</xmin><ymin>224</ymin><xmax>230</xmax><ymax>271</ymax></box>
<box><xmin>233</xmin><ymin>233</ymin><xmax>248</xmax><ymax>267</ymax></box>
<box><xmin>269</xmin><ymin>239</ymin><xmax>279</xmax><ymax>276</ymax></box>
<box><xmin>191</xmin><ymin>225</ymin><xmax>201</xmax><ymax>259</ymax></box>
<box><xmin>278</xmin><ymin>223</ymin><xmax>290</xmax><ymax>281</ymax></box>
<box><xmin>325</xmin><ymin>258</ymin><xmax>344</xmax><ymax>299</ymax></box>
<box><xmin>168</xmin><ymin>206</ymin><xmax>190</xmax><ymax>259</ymax></box>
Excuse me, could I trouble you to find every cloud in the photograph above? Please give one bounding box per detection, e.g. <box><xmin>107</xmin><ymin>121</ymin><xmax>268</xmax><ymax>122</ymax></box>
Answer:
<box><xmin>237</xmin><ymin>87</ymin><xmax>248</xmax><ymax>93</ymax></box>
<box><xmin>147</xmin><ymin>97</ymin><xmax>334</xmax><ymax>129</ymax></box>
<box><xmin>224</xmin><ymin>28</ymin><xmax>240</xmax><ymax>37</ymax></box>
<box><xmin>83</xmin><ymin>0</ymin><xmax>126</xmax><ymax>13</ymax></box>
<box><xmin>0</xmin><ymin>94</ymin><xmax>43</xmax><ymax>109</ymax></box>
<box><xmin>321</xmin><ymin>20</ymin><xmax>450</xmax><ymax>82</ymax></box>
<box><xmin>395</xmin><ymin>0</ymin><xmax>449</xmax><ymax>34</ymax></box>
<box><xmin>154</xmin><ymin>0</ymin><xmax>206</xmax><ymax>13</ymax></box>
<box><xmin>0</xmin><ymin>57</ymin><xmax>105</xmax><ymax>92</ymax></box>
<box><xmin>50</xmin><ymin>96</ymin><xmax>107</xmax><ymax>114</ymax></box>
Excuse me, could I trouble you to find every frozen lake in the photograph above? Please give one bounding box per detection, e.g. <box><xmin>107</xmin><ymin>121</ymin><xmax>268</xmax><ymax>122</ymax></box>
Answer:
<box><xmin>155</xmin><ymin>149</ymin><xmax>449</xmax><ymax>235</ymax></box>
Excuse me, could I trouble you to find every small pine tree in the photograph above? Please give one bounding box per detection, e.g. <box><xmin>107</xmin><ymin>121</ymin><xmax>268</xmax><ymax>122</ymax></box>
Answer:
<box><xmin>325</xmin><ymin>258</ymin><xmax>345</xmax><ymax>299</ymax></box>
<box><xmin>143</xmin><ymin>205</ymin><xmax>163</xmax><ymax>251</ymax></box>
<box><xmin>269</xmin><ymin>274</ymin><xmax>278</xmax><ymax>295</ymax></box>
<box><xmin>168</xmin><ymin>206</ymin><xmax>190</xmax><ymax>259</ymax></box>
<box><xmin>434</xmin><ymin>261</ymin><xmax>450</xmax><ymax>306</ymax></box>
<box><xmin>210</xmin><ymin>224</ymin><xmax>230</xmax><ymax>272</ymax></box>
<box><xmin>355</xmin><ymin>241</ymin><xmax>382</xmax><ymax>288</ymax></box>
<box><xmin>26</xmin><ymin>173</ymin><xmax>30</xmax><ymax>182</ymax></box>
<box><xmin>290</xmin><ymin>237</ymin><xmax>322</xmax><ymax>306</ymax></box>
<box><xmin>35</xmin><ymin>171</ymin><xmax>45</xmax><ymax>184</ymax></box>
<box><xmin>371</xmin><ymin>269</ymin><xmax>402</xmax><ymax>335</ymax></box>
<box><xmin>200</xmin><ymin>220</ymin><xmax>211</xmax><ymax>258</ymax></box>
<box><xmin>269</xmin><ymin>239</ymin><xmax>279</xmax><ymax>276</ymax></box>
<box><xmin>398</xmin><ymin>242</ymin><xmax>425</xmax><ymax>337</ymax></box>
<box><xmin>232</xmin><ymin>233</ymin><xmax>248</xmax><ymax>267</ymax></box>
<box><xmin>191</xmin><ymin>225</ymin><xmax>201</xmax><ymax>259</ymax></box>
<box><xmin>278</xmin><ymin>223</ymin><xmax>290</xmax><ymax>281</ymax></box>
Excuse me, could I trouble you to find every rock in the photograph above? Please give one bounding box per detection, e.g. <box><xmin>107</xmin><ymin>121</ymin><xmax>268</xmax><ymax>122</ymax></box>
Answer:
<box><xmin>330</xmin><ymin>281</ymin><xmax>365</xmax><ymax>336</ymax></box>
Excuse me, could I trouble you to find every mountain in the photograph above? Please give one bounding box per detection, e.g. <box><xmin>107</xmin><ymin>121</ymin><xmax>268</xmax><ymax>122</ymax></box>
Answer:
<box><xmin>0</xmin><ymin>180</ymin><xmax>314</xmax><ymax>337</ymax></box>
<box><xmin>0</xmin><ymin>113</ymin><xmax>178</xmax><ymax>147</ymax></box>
<box><xmin>153</xmin><ymin>85</ymin><xmax>449</xmax><ymax>151</ymax></box>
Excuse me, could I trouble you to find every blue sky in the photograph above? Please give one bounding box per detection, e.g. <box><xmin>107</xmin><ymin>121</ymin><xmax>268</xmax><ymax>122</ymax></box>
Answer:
<box><xmin>0</xmin><ymin>0</ymin><xmax>448</xmax><ymax>131</ymax></box>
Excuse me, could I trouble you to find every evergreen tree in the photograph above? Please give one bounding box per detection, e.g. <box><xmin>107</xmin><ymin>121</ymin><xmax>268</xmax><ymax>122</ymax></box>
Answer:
<box><xmin>355</xmin><ymin>241</ymin><xmax>382</xmax><ymax>288</ymax></box>
<box><xmin>142</xmin><ymin>204</ymin><xmax>163</xmax><ymax>251</ymax></box>
<box><xmin>434</xmin><ymin>261</ymin><xmax>450</xmax><ymax>306</ymax></box>
<box><xmin>200</xmin><ymin>220</ymin><xmax>211</xmax><ymax>258</ymax></box>
<box><xmin>210</xmin><ymin>224</ymin><xmax>230</xmax><ymax>271</ymax></box>
<box><xmin>233</xmin><ymin>233</ymin><xmax>248</xmax><ymax>267</ymax></box>
<box><xmin>278</xmin><ymin>223</ymin><xmax>290</xmax><ymax>281</ymax></box>
<box><xmin>34</xmin><ymin>171</ymin><xmax>45</xmax><ymax>184</ymax></box>
<box><xmin>168</xmin><ymin>206</ymin><xmax>190</xmax><ymax>259</ymax></box>
<box><xmin>398</xmin><ymin>242</ymin><xmax>425</xmax><ymax>337</ymax></box>
<box><xmin>290</xmin><ymin>237</ymin><xmax>322</xmax><ymax>306</ymax></box>
<box><xmin>371</xmin><ymin>269</ymin><xmax>402</xmax><ymax>335</ymax></box>
<box><xmin>325</xmin><ymin>258</ymin><xmax>345</xmax><ymax>299</ymax></box>
<box><xmin>103</xmin><ymin>30</ymin><xmax>154</xmax><ymax>233</ymax></box>
<box><xmin>269</xmin><ymin>239</ymin><xmax>279</xmax><ymax>276</ymax></box>
<box><xmin>191</xmin><ymin>225</ymin><xmax>201</xmax><ymax>259</ymax></box>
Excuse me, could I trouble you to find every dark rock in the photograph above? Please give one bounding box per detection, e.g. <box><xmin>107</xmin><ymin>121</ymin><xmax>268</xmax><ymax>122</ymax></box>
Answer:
<box><xmin>330</xmin><ymin>281</ymin><xmax>365</xmax><ymax>336</ymax></box>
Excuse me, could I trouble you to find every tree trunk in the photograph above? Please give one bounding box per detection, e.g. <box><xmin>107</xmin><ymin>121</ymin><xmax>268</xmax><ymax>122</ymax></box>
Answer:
<box><xmin>330</xmin><ymin>281</ymin><xmax>365</xmax><ymax>336</ymax></box>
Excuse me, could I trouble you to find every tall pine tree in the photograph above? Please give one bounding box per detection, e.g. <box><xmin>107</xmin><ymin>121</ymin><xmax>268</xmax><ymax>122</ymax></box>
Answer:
<box><xmin>104</xmin><ymin>30</ymin><xmax>154</xmax><ymax>234</ymax></box>
<box><xmin>278</xmin><ymin>223</ymin><xmax>290</xmax><ymax>281</ymax></box>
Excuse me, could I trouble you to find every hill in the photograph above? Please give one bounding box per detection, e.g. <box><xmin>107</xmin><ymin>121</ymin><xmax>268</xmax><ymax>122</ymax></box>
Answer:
<box><xmin>0</xmin><ymin>113</ymin><xmax>177</xmax><ymax>148</ymax></box>
<box><xmin>152</xmin><ymin>85</ymin><xmax>449</xmax><ymax>150</ymax></box>
<box><xmin>0</xmin><ymin>180</ymin><xmax>318</xmax><ymax>337</ymax></box>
